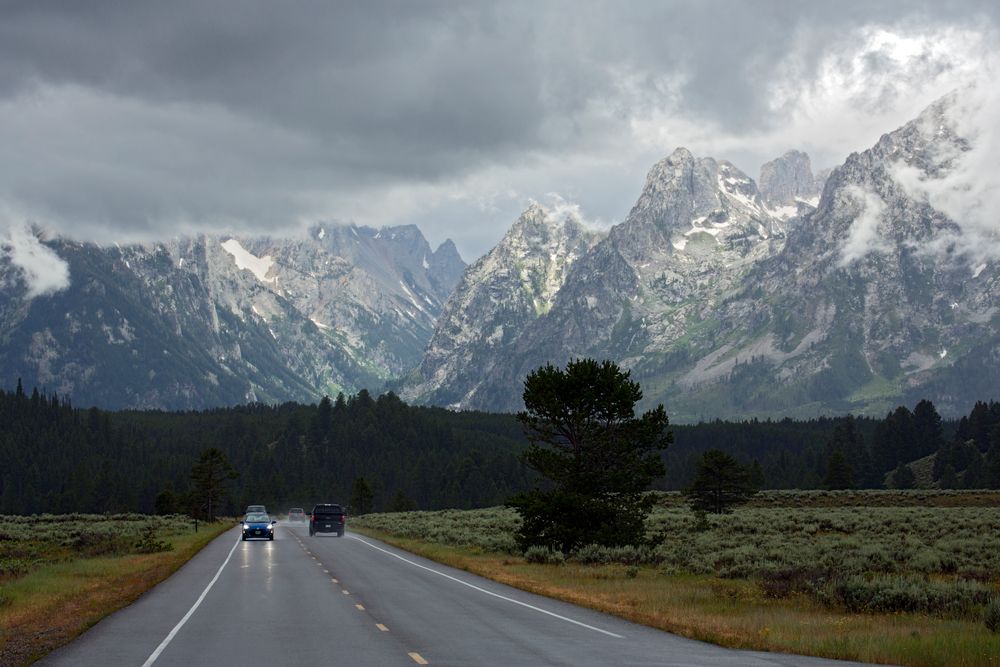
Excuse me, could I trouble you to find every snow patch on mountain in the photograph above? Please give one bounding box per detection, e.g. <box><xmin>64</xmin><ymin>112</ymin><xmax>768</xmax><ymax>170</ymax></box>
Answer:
<box><xmin>221</xmin><ymin>238</ymin><xmax>275</xmax><ymax>283</ymax></box>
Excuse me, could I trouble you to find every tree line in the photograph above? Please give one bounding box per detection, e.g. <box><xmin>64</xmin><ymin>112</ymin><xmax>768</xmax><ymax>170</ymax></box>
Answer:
<box><xmin>0</xmin><ymin>381</ymin><xmax>530</xmax><ymax>516</ymax></box>
<box><xmin>1</xmin><ymin>377</ymin><xmax>998</xmax><ymax>517</ymax></box>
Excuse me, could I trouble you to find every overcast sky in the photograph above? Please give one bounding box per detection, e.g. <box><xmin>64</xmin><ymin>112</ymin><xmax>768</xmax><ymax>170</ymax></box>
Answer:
<box><xmin>1</xmin><ymin>0</ymin><xmax>997</xmax><ymax>261</ymax></box>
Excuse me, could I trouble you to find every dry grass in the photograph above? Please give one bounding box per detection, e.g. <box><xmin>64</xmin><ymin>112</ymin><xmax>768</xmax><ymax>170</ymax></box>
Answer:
<box><xmin>0</xmin><ymin>519</ymin><xmax>231</xmax><ymax>666</ymax></box>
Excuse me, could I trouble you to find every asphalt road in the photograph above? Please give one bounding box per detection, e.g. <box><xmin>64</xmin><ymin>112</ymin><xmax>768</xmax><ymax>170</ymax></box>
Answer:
<box><xmin>41</xmin><ymin>524</ymin><xmax>885</xmax><ymax>666</ymax></box>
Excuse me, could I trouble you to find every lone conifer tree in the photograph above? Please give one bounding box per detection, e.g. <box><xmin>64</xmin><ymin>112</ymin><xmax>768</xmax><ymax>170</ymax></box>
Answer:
<box><xmin>350</xmin><ymin>477</ymin><xmax>374</xmax><ymax>515</ymax></box>
<box><xmin>190</xmin><ymin>448</ymin><xmax>238</xmax><ymax>521</ymax></box>
<box><xmin>508</xmin><ymin>359</ymin><xmax>670</xmax><ymax>552</ymax></box>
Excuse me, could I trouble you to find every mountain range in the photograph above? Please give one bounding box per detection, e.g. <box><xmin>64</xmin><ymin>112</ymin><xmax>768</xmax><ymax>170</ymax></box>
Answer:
<box><xmin>0</xmin><ymin>224</ymin><xmax>464</xmax><ymax>409</ymax></box>
<box><xmin>2</xmin><ymin>93</ymin><xmax>996</xmax><ymax>419</ymax></box>
<box><xmin>400</xmin><ymin>93</ymin><xmax>998</xmax><ymax>420</ymax></box>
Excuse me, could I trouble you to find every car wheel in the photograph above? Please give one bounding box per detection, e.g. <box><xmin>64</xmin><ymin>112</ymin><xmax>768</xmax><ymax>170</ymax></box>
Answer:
<box><xmin>269</xmin><ymin>535</ymin><xmax>274</xmax><ymax>541</ymax></box>
<box><xmin>241</xmin><ymin>535</ymin><xmax>246</xmax><ymax>541</ymax></box>
<box><xmin>337</xmin><ymin>530</ymin><xmax>344</xmax><ymax>537</ymax></box>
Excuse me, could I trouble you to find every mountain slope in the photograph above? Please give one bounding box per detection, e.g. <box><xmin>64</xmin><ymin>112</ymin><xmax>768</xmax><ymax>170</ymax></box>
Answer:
<box><xmin>398</xmin><ymin>203</ymin><xmax>601</xmax><ymax>406</ymax></box>
<box><xmin>662</xmin><ymin>94</ymin><xmax>999</xmax><ymax>419</ymax></box>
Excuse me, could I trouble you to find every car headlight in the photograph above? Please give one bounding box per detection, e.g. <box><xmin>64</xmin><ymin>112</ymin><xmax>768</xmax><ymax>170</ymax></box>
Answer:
<box><xmin>242</xmin><ymin>524</ymin><xmax>248</xmax><ymax>530</ymax></box>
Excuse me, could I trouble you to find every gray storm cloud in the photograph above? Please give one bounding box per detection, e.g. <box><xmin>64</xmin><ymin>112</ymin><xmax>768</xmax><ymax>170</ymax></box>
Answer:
<box><xmin>0</xmin><ymin>1</ymin><xmax>997</xmax><ymax>258</ymax></box>
<box><xmin>1</xmin><ymin>223</ymin><xmax>70</xmax><ymax>298</ymax></box>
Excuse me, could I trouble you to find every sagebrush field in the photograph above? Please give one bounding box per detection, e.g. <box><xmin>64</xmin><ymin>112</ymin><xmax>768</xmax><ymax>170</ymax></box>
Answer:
<box><xmin>352</xmin><ymin>490</ymin><xmax>1000</xmax><ymax>666</ymax></box>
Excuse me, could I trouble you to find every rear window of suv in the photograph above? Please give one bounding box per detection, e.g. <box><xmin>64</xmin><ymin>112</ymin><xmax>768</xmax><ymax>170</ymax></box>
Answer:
<box><xmin>312</xmin><ymin>505</ymin><xmax>343</xmax><ymax>515</ymax></box>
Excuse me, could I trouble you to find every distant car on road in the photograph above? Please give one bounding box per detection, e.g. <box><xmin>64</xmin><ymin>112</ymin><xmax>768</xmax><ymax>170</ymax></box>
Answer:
<box><xmin>309</xmin><ymin>504</ymin><xmax>346</xmax><ymax>537</ymax></box>
<box><xmin>242</xmin><ymin>512</ymin><xmax>276</xmax><ymax>541</ymax></box>
<box><xmin>245</xmin><ymin>504</ymin><xmax>267</xmax><ymax>515</ymax></box>
<box><xmin>287</xmin><ymin>508</ymin><xmax>306</xmax><ymax>522</ymax></box>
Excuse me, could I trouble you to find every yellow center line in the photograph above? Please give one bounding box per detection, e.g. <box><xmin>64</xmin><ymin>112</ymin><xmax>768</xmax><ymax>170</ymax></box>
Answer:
<box><xmin>355</xmin><ymin>604</ymin><xmax>365</xmax><ymax>611</ymax></box>
<box><xmin>408</xmin><ymin>652</ymin><xmax>429</xmax><ymax>665</ymax></box>
<box><xmin>376</xmin><ymin>623</ymin><xmax>389</xmax><ymax>632</ymax></box>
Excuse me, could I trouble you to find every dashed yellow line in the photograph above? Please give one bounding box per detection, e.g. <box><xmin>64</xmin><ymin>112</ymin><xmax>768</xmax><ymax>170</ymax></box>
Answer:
<box><xmin>323</xmin><ymin>569</ymin><xmax>329</xmax><ymax>574</ymax></box>
<box><xmin>342</xmin><ymin>590</ymin><xmax>350</xmax><ymax>595</ymax></box>
<box><xmin>408</xmin><ymin>652</ymin><xmax>429</xmax><ymax>665</ymax></box>
<box><xmin>376</xmin><ymin>623</ymin><xmax>389</xmax><ymax>632</ymax></box>
<box><xmin>355</xmin><ymin>604</ymin><xmax>365</xmax><ymax>611</ymax></box>
<box><xmin>331</xmin><ymin>578</ymin><xmax>339</xmax><ymax>583</ymax></box>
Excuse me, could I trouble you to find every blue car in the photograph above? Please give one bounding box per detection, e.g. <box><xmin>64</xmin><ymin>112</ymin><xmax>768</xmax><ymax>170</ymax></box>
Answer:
<box><xmin>242</xmin><ymin>512</ymin><xmax>276</xmax><ymax>541</ymax></box>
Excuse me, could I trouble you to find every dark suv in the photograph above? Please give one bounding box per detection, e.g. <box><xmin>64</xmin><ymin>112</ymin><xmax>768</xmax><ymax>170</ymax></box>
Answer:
<box><xmin>309</xmin><ymin>504</ymin><xmax>346</xmax><ymax>537</ymax></box>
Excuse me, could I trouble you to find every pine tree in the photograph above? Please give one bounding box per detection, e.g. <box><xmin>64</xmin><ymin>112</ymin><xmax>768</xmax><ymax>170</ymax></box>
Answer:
<box><xmin>386</xmin><ymin>489</ymin><xmax>416</xmax><ymax>512</ymax></box>
<box><xmin>986</xmin><ymin>446</ymin><xmax>1000</xmax><ymax>488</ymax></box>
<box><xmin>190</xmin><ymin>448</ymin><xmax>239</xmax><ymax>521</ymax></box>
<box><xmin>686</xmin><ymin>450</ymin><xmax>757</xmax><ymax>513</ymax></box>
<box><xmin>507</xmin><ymin>359</ymin><xmax>670</xmax><ymax>552</ymax></box>
<box><xmin>748</xmin><ymin>459</ymin><xmax>766</xmax><ymax>490</ymax></box>
<box><xmin>824</xmin><ymin>451</ymin><xmax>854</xmax><ymax>490</ymax></box>
<box><xmin>872</xmin><ymin>406</ymin><xmax>915</xmax><ymax>474</ymax></box>
<box><xmin>154</xmin><ymin>489</ymin><xmax>178</xmax><ymax>515</ymax></box>
<box><xmin>349</xmin><ymin>477</ymin><xmax>374</xmax><ymax>515</ymax></box>
<box><xmin>891</xmin><ymin>461</ymin><xmax>915</xmax><ymax>489</ymax></box>
<box><xmin>969</xmin><ymin>401</ymin><xmax>993</xmax><ymax>451</ymax></box>
<box><xmin>939</xmin><ymin>464</ymin><xmax>959</xmax><ymax>489</ymax></box>
<box><xmin>912</xmin><ymin>399</ymin><xmax>945</xmax><ymax>458</ymax></box>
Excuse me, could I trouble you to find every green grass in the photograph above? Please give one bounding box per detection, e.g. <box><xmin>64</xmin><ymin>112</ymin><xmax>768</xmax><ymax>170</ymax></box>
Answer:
<box><xmin>848</xmin><ymin>373</ymin><xmax>902</xmax><ymax>403</ymax></box>
<box><xmin>352</xmin><ymin>491</ymin><xmax>1000</xmax><ymax>667</ymax></box>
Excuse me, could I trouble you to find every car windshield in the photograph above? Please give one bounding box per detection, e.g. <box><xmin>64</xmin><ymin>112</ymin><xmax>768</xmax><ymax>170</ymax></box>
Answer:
<box><xmin>246</xmin><ymin>513</ymin><xmax>269</xmax><ymax>523</ymax></box>
<box><xmin>289</xmin><ymin>508</ymin><xmax>303</xmax><ymax>513</ymax></box>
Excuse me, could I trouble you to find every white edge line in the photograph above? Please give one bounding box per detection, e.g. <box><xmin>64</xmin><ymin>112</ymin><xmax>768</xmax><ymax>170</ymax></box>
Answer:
<box><xmin>348</xmin><ymin>535</ymin><xmax>624</xmax><ymax>638</ymax></box>
<box><xmin>142</xmin><ymin>533</ymin><xmax>242</xmax><ymax>666</ymax></box>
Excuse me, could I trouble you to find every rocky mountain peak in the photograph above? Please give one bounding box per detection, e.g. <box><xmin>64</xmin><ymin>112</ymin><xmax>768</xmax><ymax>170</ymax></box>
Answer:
<box><xmin>760</xmin><ymin>150</ymin><xmax>817</xmax><ymax>205</ymax></box>
<box><xmin>397</xmin><ymin>201</ymin><xmax>601</xmax><ymax>407</ymax></box>
<box><xmin>625</xmin><ymin>149</ymin><xmax>771</xmax><ymax>234</ymax></box>
<box><xmin>477</xmin><ymin>202</ymin><xmax>601</xmax><ymax>315</ymax></box>
<box><xmin>427</xmin><ymin>238</ymin><xmax>466</xmax><ymax>298</ymax></box>
<box><xmin>609</xmin><ymin>149</ymin><xmax>776</xmax><ymax>265</ymax></box>
<box><xmin>507</xmin><ymin>201</ymin><xmax>590</xmax><ymax>246</ymax></box>
<box><xmin>432</xmin><ymin>238</ymin><xmax>462</xmax><ymax>263</ymax></box>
